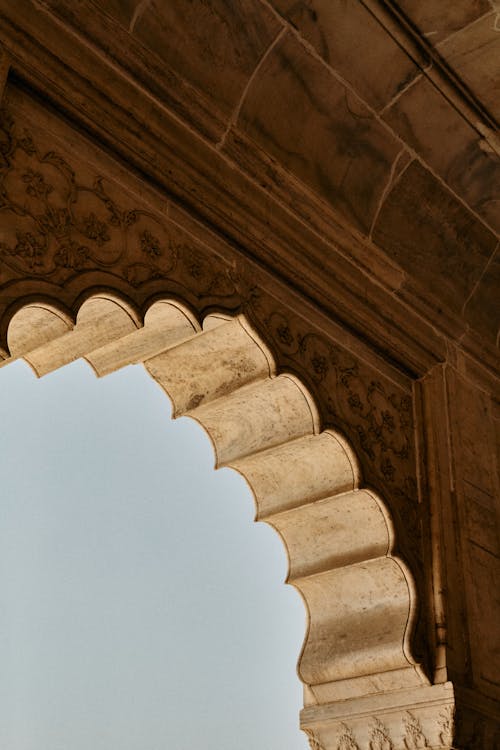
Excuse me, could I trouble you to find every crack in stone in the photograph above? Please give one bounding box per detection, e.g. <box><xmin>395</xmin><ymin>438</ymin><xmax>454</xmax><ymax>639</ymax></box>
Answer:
<box><xmin>129</xmin><ymin>0</ymin><xmax>153</xmax><ymax>33</ymax></box>
<box><xmin>369</xmin><ymin>149</ymin><xmax>412</xmax><ymax>240</ymax></box>
<box><xmin>489</xmin><ymin>0</ymin><xmax>500</xmax><ymax>31</ymax></box>
<box><xmin>216</xmin><ymin>26</ymin><xmax>287</xmax><ymax>151</ymax></box>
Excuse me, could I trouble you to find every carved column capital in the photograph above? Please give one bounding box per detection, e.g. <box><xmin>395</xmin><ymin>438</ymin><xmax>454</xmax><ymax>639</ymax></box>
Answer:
<box><xmin>302</xmin><ymin>683</ymin><xmax>500</xmax><ymax>749</ymax></box>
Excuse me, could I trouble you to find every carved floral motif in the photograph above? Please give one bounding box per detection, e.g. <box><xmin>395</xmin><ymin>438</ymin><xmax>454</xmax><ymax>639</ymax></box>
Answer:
<box><xmin>256</xmin><ymin>309</ymin><xmax>416</xmax><ymax>498</ymax></box>
<box><xmin>306</xmin><ymin>730</ymin><xmax>326</xmax><ymax>750</ymax></box>
<box><xmin>336</xmin><ymin>723</ymin><xmax>360</xmax><ymax>750</ymax></box>
<box><xmin>403</xmin><ymin>712</ymin><xmax>428</xmax><ymax>749</ymax></box>
<box><xmin>438</xmin><ymin>706</ymin><xmax>454</xmax><ymax>746</ymax></box>
<box><xmin>304</xmin><ymin>704</ymin><xmax>500</xmax><ymax>750</ymax></box>
<box><xmin>0</xmin><ymin>106</ymin><xmax>237</xmax><ymax>301</ymax></box>
<box><xmin>369</xmin><ymin>718</ymin><xmax>394</xmax><ymax>750</ymax></box>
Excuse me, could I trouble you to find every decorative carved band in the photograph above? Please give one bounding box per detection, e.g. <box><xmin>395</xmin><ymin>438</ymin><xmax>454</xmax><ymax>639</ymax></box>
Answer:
<box><xmin>302</xmin><ymin>682</ymin><xmax>500</xmax><ymax>749</ymax></box>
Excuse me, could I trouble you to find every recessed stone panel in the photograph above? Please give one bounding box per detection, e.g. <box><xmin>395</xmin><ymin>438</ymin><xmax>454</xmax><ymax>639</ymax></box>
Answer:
<box><xmin>372</xmin><ymin>161</ymin><xmax>497</xmax><ymax>312</ymax></box>
<box><xmin>270</xmin><ymin>0</ymin><xmax>421</xmax><ymax>110</ymax></box>
<box><xmin>468</xmin><ymin>542</ymin><xmax>500</xmax><ymax>693</ymax></box>
<box><xmin>383</xmin><ymin>76</ymin><xmax>500</xmax><ymax>233</ymax></box>
<box><xmin>463</xmin><ymin>247</ymin><xmax>500</xmax><ymax>343</ymax></box>
<box><xmin>237</xmin><ymin>32</ymin><xmax>401</xmax><ymax>234</ymax></box>
<box><xmin>449</xmin><ymin>369</ymin><xmax>499</xmax><ymax>499</ymax></box>
<box><xmin>133</xmin><ymin>0</ymin><xmax>281</xmax><ymax>119</ymax></box>
<box><xmin>465</xmin><ymin>483</ymin><xmax>500</xmax><ymax>556</ymax></box>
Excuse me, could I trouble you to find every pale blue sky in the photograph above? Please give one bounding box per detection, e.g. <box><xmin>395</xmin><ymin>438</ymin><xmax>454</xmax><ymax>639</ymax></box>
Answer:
<box><xmin>0</xmin><ymin>358</ymin><xmax>309</xmax><ymax>750</ymax></box>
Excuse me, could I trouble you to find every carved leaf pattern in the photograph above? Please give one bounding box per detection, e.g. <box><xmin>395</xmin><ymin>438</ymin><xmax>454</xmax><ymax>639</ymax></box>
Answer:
<box><xmin>403</xmin><ymin>712</ymin><xmax>428</xmax><ymax>749</ymax></box>
<box><xmin>336</xmin><ymin>723</ymin><xmax>360</xmax><ymax>750</ymax></box>
<box><xmin>306</xmin><ymin>730</ymin><xmax>326</xmax><ymax>750</ymax></box>
<box><xmin>237</xmin><ymin>292</ymin><xmax>429</xmax><ymax>668</ymax></box>
<box><xmin>259</xmin><ymin>310</ymin><xmax>416</xmax><ymax>492</ymax></box>
<box><xmin>438</xmin><ymin>706</ymin><xmax>454</xmax><ymax>746</ymax></box>
<box><xmin>369</xmin><ymin>718</ymin><xmax>394</xmax><ymax>750</ymax></box>
<box><xmin>0</xmin><ymin>106</ymin><xmax>237</xmax><ymax>301</ymax></box>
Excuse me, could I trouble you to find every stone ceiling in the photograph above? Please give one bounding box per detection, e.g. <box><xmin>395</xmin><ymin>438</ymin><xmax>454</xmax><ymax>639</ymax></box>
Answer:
<box><xmin>0</xmin><ymin>0</ymin><xmax>498</xmax><ymax>366</ymax></box>
<box><xmin>398</xmin><ymin>0</ymin><xmax>500</xmax><ymax>122</ymax></box>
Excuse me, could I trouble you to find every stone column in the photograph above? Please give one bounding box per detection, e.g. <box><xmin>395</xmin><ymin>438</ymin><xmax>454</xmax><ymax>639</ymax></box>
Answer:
<box><xmin>421</xmin><ymin>360</ymin><xmax>500</xmax><ymax>748</ymax></box>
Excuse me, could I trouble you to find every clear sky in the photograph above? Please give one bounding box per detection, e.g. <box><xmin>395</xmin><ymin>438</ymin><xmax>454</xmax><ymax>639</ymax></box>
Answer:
<box><xmin>0</xmin><ymin>357</ymin><xmax>309</xmax><ymax>750</ymax></box>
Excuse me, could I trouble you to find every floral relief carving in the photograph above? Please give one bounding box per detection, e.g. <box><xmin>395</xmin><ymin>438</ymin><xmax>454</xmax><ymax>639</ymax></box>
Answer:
<box><xmin>253</xmin><ymin>307</ymin><xmax>421</xmax><ymax>535</ymax></box>
<box><xmin>0</xmin><ymin>106</ymin><xmax>237</xmax><ymax>301</ymax></box>
<box><xmin>306</xmin><ymin>730</ymin><xmax>326</xmax><ymax>750</ymax></box>
<box><xmin>402</xmin><ymin>712</ymin><xmax>428</xmax><ymax>749</ymax></box>
<box><xmin>336</xmin><ymin>723</ymin><xmax>360</xmax><ymax>750</ymax></box>
<box><xmin>369</xmin><ymin>717</ymin><xmax>394</xmax><ymax>750</ymax></box>
<box><xmin>0</xmin><ymin>101</ymin><xmax>427</xmax><ymax>669</ymax></box>
<box><xmin>80</xmin><ymin>212</ymin><xmax>110</xmax><ymax>246</ymax></box>
<box><xmin>438</xmin><ymin>706</ymin><xmax>454</xmax><ymax>746</ymax></box>
<box><xmin>259</xmin><ymin>310</ymin><xmax>416</xmax><ymax>493</ymax></box>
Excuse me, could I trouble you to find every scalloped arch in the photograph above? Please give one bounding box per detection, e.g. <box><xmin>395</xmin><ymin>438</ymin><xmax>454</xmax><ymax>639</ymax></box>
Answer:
<box><xmin>1</xmin><ymin>292</ymin><xmax>428</xmax><ymax>716</ymax></box>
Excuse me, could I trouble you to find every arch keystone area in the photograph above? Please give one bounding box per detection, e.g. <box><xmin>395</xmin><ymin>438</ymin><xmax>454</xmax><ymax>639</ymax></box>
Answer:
<box><xmin>0</xmin><ymin>294</ymin><xmax>447</xmax><ymax>749</ymax></box>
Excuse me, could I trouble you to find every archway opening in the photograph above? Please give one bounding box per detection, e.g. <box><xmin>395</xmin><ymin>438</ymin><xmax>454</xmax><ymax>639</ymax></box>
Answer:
<box><xmin>0</xmin><ymin>294</ymin><xmax>424</xmax><ymax>750</ymax></box>
<box><xmin>0</xmin><ymin>357</ymin><xmax>308</xmax><ymax>749</ymax></box>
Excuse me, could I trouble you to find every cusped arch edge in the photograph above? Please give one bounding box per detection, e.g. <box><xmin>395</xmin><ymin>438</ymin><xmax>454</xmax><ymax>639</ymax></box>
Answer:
<box><xmin>2</xmin><ymin>291</ymin><xmax>429</xmax><ymax>701</ymax></box>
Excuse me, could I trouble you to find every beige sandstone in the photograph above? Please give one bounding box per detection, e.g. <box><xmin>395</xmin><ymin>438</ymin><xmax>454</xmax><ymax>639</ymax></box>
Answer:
<box><xmin>0</xmin><ymin>2</ymin><xmax>498</xmax><ymax>747</ymax></box>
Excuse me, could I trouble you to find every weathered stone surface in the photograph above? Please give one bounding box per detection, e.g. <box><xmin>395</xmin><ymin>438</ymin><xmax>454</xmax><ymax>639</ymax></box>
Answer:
<box><xmin>238</xmin><ymin>32</ymin><xmax>401</xmax><ymax>234</ymax></box>
<box><xmin>249</xmin><ymin>298</ymin><xmax>419</xmax><ymax>507</ymax></box>
<box><xmin>0</xmin><ymin>86</ymin><xmax>428</xmax><ymax>593</ymax></box>
<box><xmin>383</xmin><ymin>75</ymin><xmax>500</xmax><ymax>234</ymax></box>
<box><xmin>132</xmin><ymin>0</ymin><xmax>281</xmax><ymax>120</ymax></box>
<box><xmin>373</xmin><ymin>161</ymin><xmax>497</xmax><ymax>312</ymax></box>
<box><xmin>270</xmin><ymin>0</ymin><xmax>421</xmax><ymax>110</ymax></box>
